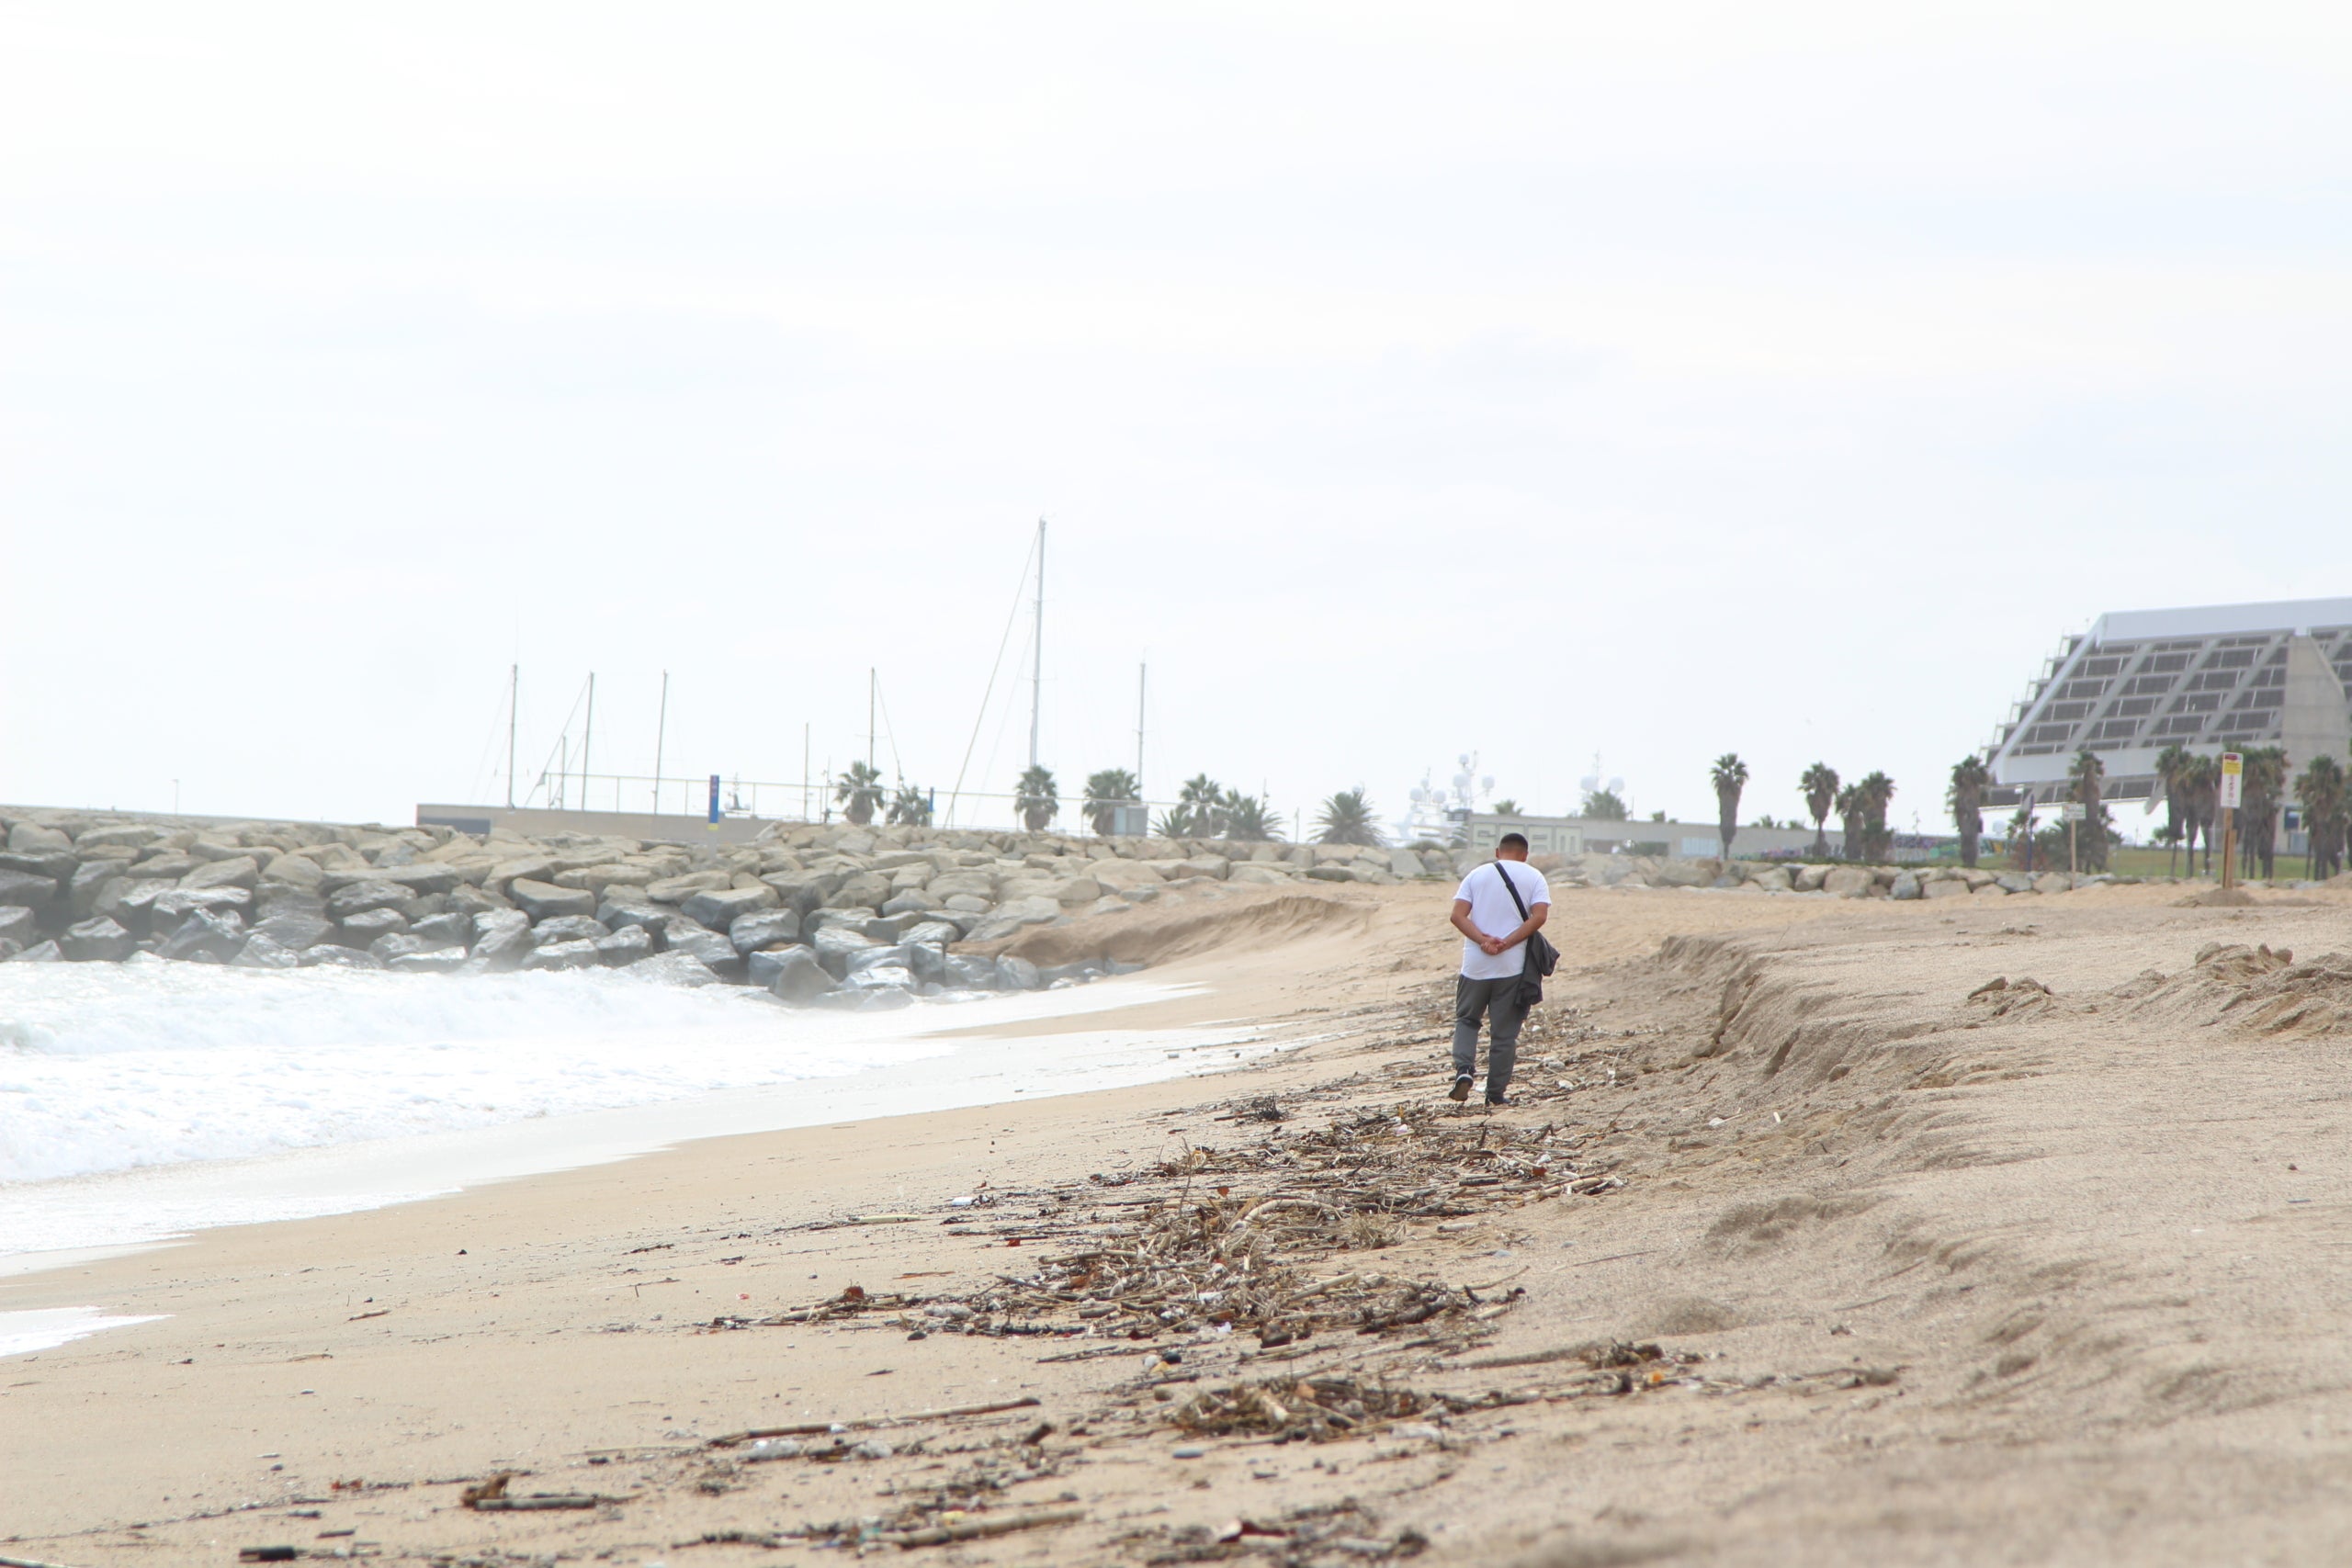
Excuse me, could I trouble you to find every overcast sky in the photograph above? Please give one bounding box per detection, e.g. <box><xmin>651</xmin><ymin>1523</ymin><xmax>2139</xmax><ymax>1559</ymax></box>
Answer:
<box><xmin>5</xmin><ymin>4</ymin><xmax>2349</xmax><ymax>838</ymax></box>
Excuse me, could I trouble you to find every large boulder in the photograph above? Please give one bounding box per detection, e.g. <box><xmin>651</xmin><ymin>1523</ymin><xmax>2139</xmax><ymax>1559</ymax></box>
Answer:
<box><xmin>922</xmin><ymin>869</ymin><xmax>999</xmax><ymax>902</ymax></box>
<box><xmin>151</xmin><ymin>887</ymin><xmax>252</xmax><ymax>925</ymax></box>
<box><xmin>521</xmin><ymin>938</ymin><xmax>602</xmax><ymax>972</ymax></box>
<box><xmin>996</xmin><ymin>954</ymin><xmax>1043</xmax><ymax>991</ymax></box>
<box><xmin>61</xmin><ymin>916</ymin><xmax>135</xmax><ymax>961</ymax></box>
<box><xmin>944</xmin><ymin>953</ymin><xmax>1001</xmax><ymax>989</ymax></box>
<box><xmin>810</xmin><ymin>923</ymin><xmax>882</xmax><ymax>979</ymax></box>
<box><xmin>1923</xmin><ymin>877</ymin><xmax>1973</xmax><ymax>900</ymax></box>
<box><xmin>0</xmin><ymin>906</ymin><xmax>36</xmax><ymax>947</ymax></box>
<box><xmin>340</xmin><ymin>907</ymin><xmax>410</xmax><ymax>946</ymax></box>
<box><xmin>880</xmin><ymin>890</ymin><xmax>941</xmax><ymax>917</ymax></box>
<box><xmin>0</xmin><ymin>849</ymin><xmax>76</xmax><ymax>885</ymax></box>
<box><xmin>647</xmin><ymin>871</ymin><xmax>732</xmax><ymax>903</ymax></box>
<box><xmin>5</xmin><ymin>939</ymin><xmax>63</xmax><ymax>963</ymax></box>
<box><xmin>831</xmin><ymin>871</ymin><xmax>893</xmax><ymax>909</ymax></box>
<box><xmin>763</xmin><ymin>945</ymin><xmax>838</xmax><ymax>1003</ymax></box>
<box><xmin>328</xmin><ymin>879</ymin><xmax>413</xmax><ymax>919</ymax></box>
<box><xmin>1387</xmin><ymin>848</ymin><xmax>1426</xmax><ymax>878</ymax></box>
<box><xmin>259</xmin><ymin>854</ymin><xmax>328</xmax><ymax>895</ymax></box>
<box><xmin>509</xmin><ymin>878</ymin><xmax>596</xmax><ymax>922</ymax></box>
<box><xmin>2034</xmin><ymin>874</ymin><xmax>2074</xmax><ymax>895</ymax></box>
<box><xmin>74</xmin><ymin>825</ymin><xmax>160</xmax><ymax>851</ymax></box>
<box><xmin>683</xmin><ymin>885</ymin><xmax>776</xmax><ymax>931</ymax></box>
<box><xmin>729</xmin><ymin>908</ymin><xmax>802</xmax><ymax>954</ymax></box>
<box><xmin>472</xmin><ymin>909</ymin><xmax>534</xmax><ymax>967</ymax></box>
<box><xmin>1652</xmin><ymin>860</ymin><xmax>1714</xmax><ymax>888</ymax></box>
<box><xmin>1228</xmin><ymin>863</ymin><xmax>1296</xmax><ymax>886</ymax></box>
<box><xmin>410</xmin><ymin>911</ymin><xmax>474</xmax><ymax>946</ymax></box>
<box><xmin>0</xmin><ymin>869</ymin><xmax>57</xmax><ymax>912</ymax></box>
<box><xmin>626</xmin><ymin>950</ymin><xmax>722</xmax><ymax>987</ymax></box>
<box><xmin>370</xmin><ymin>864</ymin><xmax>464</xmax><ymax>897</ymax></box>
<box><xmin>1822</xmin><ymin>867</ymin><xmax>1875</xmax><ymax>897</ymax></box>
<box><xmin>300</xmin><ymin>944</ymin><xmax>383</xmax><ymax>970</ymax></box>
<box><xmin>745</xmin><ymin>944</ymin><xmax>815</xmax><ymax>989</ymax></box>
<box><xmin>160</xmin><ymin>909</ymin><xmax>248</xmax><ymax>962</ymax></box>
<box><xmin>596</xmin><ymin>897</ymin><xmax>672</xmax><ymax>936</ymax></box>
<box><xmin>1889</xmin><ymin>870</ymin><xmax>1924</xmax><ymax>900</ymax></box>
<box><xmin>181</xmin><ymin>856</ymin><xmax>261</xmax><ymax>892</ymax></box>
<box><xmin>1995</xmin><ymin>873</ymin><xmax>2035</xmax><ymax>894</ymax></box>
<box><xmin>531</xmin><ymin>914</ymin><xmax>611</xmax><ymax>947</ymax></box>
<box><xmin>1750</xmin><ymin>865</ymin><xmax>1794</xmax><ymax>892</ymax></box>
<box><xmin>7</xmin><ymin>822</ymin><xmax>71</xmax><ymax>852</ymax></box>
<box><xmin>900</xmin><ymin>919</ymin><xmax>962</xmax><ymax>948</ymax></box>
<box><xmin>594</xmin><ymin>924</ymin><xmax>657</xmax><ymax>966</ymax></box>
<box><xmin>553</xmin><ymin>863</ymin><xmax>653</xmax><ymax>894</ymax></box>
<box><xmin>1086</xmin><ymin>861</ymin><xmax>1163</xmax><ymax>892</ymax></box>
<box><xmin>66</xmin><ymin>861</ymin><xmax>122</xmax><ymax>918</ymax></box>
<box><xmin>662</xmin><ymin>918</ymin><xmax>742</xmax><ymax>977</ymax></box>
<box><xmin>389</xmin><ymin>946</ymin><xmax>469</xmax><ymax>974</ymax></box>
<box><xmin>758</xmin><ymin>874</ymin><xmax>839</xmax><ymax>915</ymax></box>
<box><xmin>372</xmin><ymin>931</ymin><xmax>457</xmax><ymax>964</ymax></box>
<box><xmin>231</xmin><ymin>932</ymin><xmax>304</xmax><ymax>969</ymax></box>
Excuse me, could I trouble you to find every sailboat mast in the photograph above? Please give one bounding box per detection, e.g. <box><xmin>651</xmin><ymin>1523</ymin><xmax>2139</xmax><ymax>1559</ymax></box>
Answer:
<box><xmin>1028</xmin><ymin>518</ymin><xmax>1046</xmax><ymax>770</ymax></box>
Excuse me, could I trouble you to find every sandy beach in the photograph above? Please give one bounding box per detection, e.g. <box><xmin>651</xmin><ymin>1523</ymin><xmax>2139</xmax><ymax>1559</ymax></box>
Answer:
<box><xmin>9</xmin><ymin>876</ymin><xmax>2352</xmax><ymax>1565</ymax></box>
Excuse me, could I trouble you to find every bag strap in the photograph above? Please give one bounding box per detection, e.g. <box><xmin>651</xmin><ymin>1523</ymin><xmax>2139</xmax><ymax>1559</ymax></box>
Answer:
<box><xmin>1491</xmin><ymin>860</ymin><xmax>1532</xmax><ymax>921</ymax></box>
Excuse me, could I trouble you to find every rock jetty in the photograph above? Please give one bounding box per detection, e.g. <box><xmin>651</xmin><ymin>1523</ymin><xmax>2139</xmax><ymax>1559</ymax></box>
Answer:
<box><xmin>0</xmin><ymin>809</ymin><xmax>1456</xmax><ymax>1009</ymax></box>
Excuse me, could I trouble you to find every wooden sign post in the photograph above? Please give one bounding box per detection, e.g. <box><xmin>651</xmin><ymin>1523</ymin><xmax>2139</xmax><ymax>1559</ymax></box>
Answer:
<box><xmin>2219</xmin><ymin>752</ymin><xmax>2244</xmax><ymax>891</ymax></box>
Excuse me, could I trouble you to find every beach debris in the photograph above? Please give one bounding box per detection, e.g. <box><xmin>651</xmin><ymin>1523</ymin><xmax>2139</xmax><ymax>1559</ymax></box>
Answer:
<box><xmin>3</xmin><ymin>1555</ymin><xmax>95</xmax><ymax>1568</ymax></box>
<box><xmin>458</xmin><ymin>1472</ymin><xmax>604</xmax><ymax>1510</ymax></box>
<box><xmin>1123</xmin><ymin>1499</ymin><xmax>1425</xmax><ymax>1563</ymax></box>
<box><xmin>1170</xmin><ymin>1374</ymin><xmax>1520</xmax><ymax>1442</ymax></box>
<box><xmin>708</xmin><ymin>1395</ymin><xmax>1043</xmax><ymax>1448</ymax></box>
<box><xmin>236</xmin><ymin>1551</ymin><xmax>300</xmax><ymax>1563</ymax></box>
<box><xmin>874</xmin><ymin>1506</ymin><xmax>1085</xmax><ymax>1548</ymax></box>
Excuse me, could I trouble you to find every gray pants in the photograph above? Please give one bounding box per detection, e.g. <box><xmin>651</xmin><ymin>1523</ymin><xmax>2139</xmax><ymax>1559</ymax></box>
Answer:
<box><xmin>1452</xmin><ymin>974</ymin><xmax>1529</xmax><ymax>1100</ymax></box>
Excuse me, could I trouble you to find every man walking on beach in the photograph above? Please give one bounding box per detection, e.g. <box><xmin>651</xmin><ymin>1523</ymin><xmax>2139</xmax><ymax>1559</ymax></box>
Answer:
<box><xmin>1447</xmin><ymin>832</ymin><xmax>1550</xmax><ymax>1105</ymax></box>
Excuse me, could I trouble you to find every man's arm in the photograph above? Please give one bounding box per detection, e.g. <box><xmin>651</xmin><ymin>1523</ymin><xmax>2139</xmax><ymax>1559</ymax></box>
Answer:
<box><xmin>1450</xmin><ymin>898</ymin><xmax>1507</xmax><ymax>956</ymax></box>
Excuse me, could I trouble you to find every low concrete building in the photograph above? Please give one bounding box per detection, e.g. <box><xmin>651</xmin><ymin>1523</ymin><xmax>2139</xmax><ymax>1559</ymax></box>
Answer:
<box><xmin>1458</xmin><ymin>812</ymin><xmax>1844</xmax><ymax>862</ymax></box>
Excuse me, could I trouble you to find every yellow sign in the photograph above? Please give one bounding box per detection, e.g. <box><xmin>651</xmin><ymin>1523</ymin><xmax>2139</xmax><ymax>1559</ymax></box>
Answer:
<box><xmin>2220</xmin><ymin>751</ymin><xmax>2244</xmax><ymax>810</ymax></box>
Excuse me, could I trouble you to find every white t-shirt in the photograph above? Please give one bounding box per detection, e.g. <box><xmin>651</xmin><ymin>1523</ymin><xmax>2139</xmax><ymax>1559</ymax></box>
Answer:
<box><xmin>1454</xmin><ymin>860</ymin><xmax>1552</xmax><ymax>981</ymax></box>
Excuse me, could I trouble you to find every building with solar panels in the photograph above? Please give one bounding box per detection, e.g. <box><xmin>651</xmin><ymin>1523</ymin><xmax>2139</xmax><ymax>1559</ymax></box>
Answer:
<box><xmin>1984</xmin><ymin>597</ymin><xmax>2352</xmax><ymax>812</ymax></box>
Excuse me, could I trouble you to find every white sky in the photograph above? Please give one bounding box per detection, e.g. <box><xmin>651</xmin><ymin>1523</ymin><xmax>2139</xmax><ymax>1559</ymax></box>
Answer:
<box><xmin>4</xmin><ymin>3</ymin><xmax>2349</xmax><ymax>837</ymax></box>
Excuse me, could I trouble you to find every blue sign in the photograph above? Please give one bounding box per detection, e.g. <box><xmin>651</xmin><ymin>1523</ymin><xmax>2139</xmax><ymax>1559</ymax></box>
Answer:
<box><xmin>707</xmin><ymin>773</ymin><xmax>721</xmax><ymax>827</ymax></box>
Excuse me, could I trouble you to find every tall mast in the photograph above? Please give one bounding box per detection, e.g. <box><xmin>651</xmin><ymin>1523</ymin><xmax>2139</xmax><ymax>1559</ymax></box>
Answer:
<box><xmin>651</xmin><ymin>671</ymin><xmax>669</xmax><ymax>813</ymax></box>
<box><xmin>868</xmin><ymin>668</ymin><xmax>877</xmax><ymax>775</ymax></box>
<box><xmin>505</xmin><ymin>664</ymin><xmax>518</xmax><ymax>808</ymax></box>
<box><xmin>1029</xmin><ymin>518</ymin><xmax>1046</xmax><ymax>770</ymax></box>
<box><xmin>1136</xmin><ymin>661</ymin><xmax>1147</xmax><ymax>796</ymax></box>
<box><xmin>582</xmin><ymin>672</ymin><xmax>595</xmax><ymax>810</ymax></box>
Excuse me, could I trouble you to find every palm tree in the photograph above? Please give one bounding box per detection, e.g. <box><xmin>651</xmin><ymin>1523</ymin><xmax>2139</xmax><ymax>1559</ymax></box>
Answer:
<box><xmin>2153</xmin><ymin>743</ymin><xmax>2191</xmax><ymax>875</ymax></box>
<box><xmin>1579</xmin><ymin>788</ymin><xmax>1629</xmax><ymax>820</ymax></box>
<box><xmin>1801</xmin><ymin>763</ymin><xmax>1839</xmax><ymax>858</ymax></box>
<box><xmin>2066</xmin><ymin>749</ymin><xmax>2107</xmax><ymax>874</ymax></box>
<box><xmin>1082</xmin><ymin>768</ymin><xmax>1141</xmax><ymax>835</ymax></box>
<box><xmin>886</xmin><ymin>783</ymin><xmax>933</xmax><ymax>828</ymax></box>
<box><xmin>1177</xmin><ymin>774</ymin><xmax>1228</xmax><ymax>839</ymax></box>
<box><xmin>1220</xmin><ymin>791</ymin><xmax>1281</xmax><ymax>842</ymax></box>
<box><xmin>2241</xmin><ymin>746</ymin><xmax>2290</xmax><ymax>881</ymax></box>
<box><xmin>1490</xmin><ymin>798</ymin><xmax>1521</xmax><ymax>816</ymax></box>
<box><xmin>2298</xmin><ymin>753</ymin><xmax>2347</xmax><ymax>879</ymax></box>
<box><xmin>1835</xmin><ymin>784</ymin><xmax>1865</xmax><ymax>862</ymax></box>
<box><xmin>1948</xmin><ymin>755</ymin><xmax>1992</xmax><ymax>868</ymax></box>
<box><xmin>2183</xmin><ymin>754</ymin><xmax>2218</xmax><ymax>876</ymax></box>
<box><xmin>1013</xmin><ymin>764</ymin><xmax>1058</xmax><ymax>832</ymax></box>
<box><xmin>833</xmin><ymin>761</ymin><xmax>886</xmax><ymax>827</ymax></box>
<box><xmin>1710</xmin><ymin>753</ymin><xmax>1748</xmax><ymax>863</ymax></box>
<box><xmin>1858</xmin><ymin>772</ymin><xmax>1896</xmax><ymax>863</ymax></box>
<box><xmin>1315</xmin><ymin>787</ymin><xmax>1386</xmax><ymax>847</ymax></box>
<box><xmin>1154</xmin><ymin>804</ymin><xmax>1197</xmax><ymax>839</ymax></box>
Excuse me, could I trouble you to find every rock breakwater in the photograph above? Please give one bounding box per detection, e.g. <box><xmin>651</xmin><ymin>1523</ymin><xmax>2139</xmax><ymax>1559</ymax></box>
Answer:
<box><xmin>0</xmin><ymin>809</ymin><xmax>1454</xmax><ymax>1009</ymax></box>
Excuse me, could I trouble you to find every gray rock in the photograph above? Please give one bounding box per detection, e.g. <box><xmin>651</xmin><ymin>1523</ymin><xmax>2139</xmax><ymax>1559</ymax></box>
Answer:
<box><xmin>130</xmin><ymin>854</ymin><xmax>202</xmax><ymax>882</ymax></box>
<box><xmin>328</xmin><ymin>879</ymin><xmax>413</xmax><ymax>919</ymax></box>
<box><xmin>0</xmin><ymin>869</ymin><xmax>58</xmax><ymax>912</ymax></box>
<box><xmin>0</xmin><ymin>850</ymin><xmax>77</xmax><ymax>885</ymax></box>
<box><xmin>597</xmin><ymin>897</ymin><xmax>672</xmax><ymax>936</ymax></box>
<box><xmin>662</xmin><ymin>918</ymin><xmax>742</xmax><ymax>976</ymax></box>
<box><xmin>181</xmin><ymin>855</ymin><xmax>261</xmax><ymax>892</ymax></box>
<box><xmin>340</xmin><ymin>907</ymin><xmax>410</xmax><ymax>945</ymax></box>
<box><xmin>187</xmin><ymin>838</ymin><xmax>254</xmax><ymax>863</ymax></box>
<box><xmin>231</xmin><ymin>932</ymin><xmax>304</xmax><ymax>969</ymax></box>
<box><xmin>447</xmin><ymin>883</ymin><xmax>513</xmax><ymax>919</ymax></box>
<box><xmin>826</xmin><ymin>871</ymin><xmax>890</xmax><ymax>909</ymax></box>
<box><xmin>646</xmin><ymin>871</ymin><xmax>733</xmax><ymax>903</ymax></box>
<box><xmin>996</xmin><ymin>954</ymin><xmax>1043</xmax><ymax>990</ymax></box>
<box><xmin>521</xmin><ymin>937</ymin><xmax>602</xmax><ymax>972</ymax></box>
<box><xmin>65</xmin><ymin>861</ymin><xmax>123</xmax><ymax>919</ymax></box>
<box><xmin>259</xmin><ymin>854</ymin><xmax>328</xmax><ymax>895</ymax></box>
<box><xmin>594</xmin><ymin>924</ymin><xmax>657</xmax><ymax>966</ymax></box>
<box><xmin>844</xmin><ymin>964</ymin><xmax>916</xmax><ymax>992</ymax></box>
<box><xmin>531</xmin><ymin>913</ymin><xmax>611</xmax><ymax>946</ymax></box>
<box><xmin>509</xmin><ymin>878</ymin><xmax>596</xmax><ymax>922</ymax></box>
<box><xmin>729</xmin><ymin>908</ymin><xmax>802</xmax><ymax>955</ymax></box>
<box><xmin>5</xmin><ymin>939</ymin><xmax>63</xmax><ymax>963</ymax></box>
<box><xmin>1994</xmin><ymin>873</ymin><xmax>2035</xmax><ymax>894</ymax></box>
<box><xmin>743</xmin><ymin>944</ymin><xmax>814</xmax><ymax>987</ymax></box>
<box><xmin>757</xmin><ymin>874</ymin><xmax>834</xmax><ymax>916</ymax></box>
<box><xmin>389</xmin><ymin>946</ymin><xmax>469</xmax><ymax>973</ymax></box>
<box><xmin>2034</xmin><ymin>873</ymin><xmax>2074</xmax><ymax>895</ymax></box>
<box><xmin>683</xmin><ymin>885</ymin><xmax>776</xmax><ymax>930</ymax></box>
<box><xmin>74</xmin><ymin>825</ymin><xmax>160</xmax><ymax>850</ymax></box>
<box><xmin>409</xmin><ymin>911</ymin><xmax>473</xmax><ymax>946</ymax></box>
<box><xmin>1822</xmin><ymin>866</ymin><xmax>1875</xmax><ymax>897</ymax></box>
<box><xmin>62</xmin><ymin>916</ymin><xmax>136</xmax><ymax>961</ymax></box>
<box><xmin>627</xmin><ymin>950</ymin><xmax>723</xmax><ymax>987</ymax></box>
<box><xmin>472</xmin><ymin>909</ymin><xmax>534</xmax><ymax>967</ymax></box>
<box><xmin>1889</xmin><ymin>870</ymin><xmax>1923</xmax><ymax>900</ymax></box>
<box><xmin>805</xmin><ymin>906</ymin><xmax>880</xmax><ymax>931</ymax></box>
<box><xmin>942</xmin><ymin>893</ymin><xmax>992</xmax><ymax>915</ymax></box>
<box><xmin>370</xmin><ymin>865</ymin><xmax>464</xmax><ymax>897</ymax></box>
<box><xmin>860</xmin><ymin>909</ymin><xmax>937</xmax><ymax>942</ymax></box>
<box><xmin>7</xmin><ymin>822</ymin><xmax>71</xmax><ymax>852</ymax></box>
<box><xmin>905</xmin><ymin>942</ymin><xmax>948</xmax><ymax>985</ymax></box>
<box><xmin>944</xmin><ymin>953</ymin><xmax>1001</xmax><ymax>989</ymax></box>
<box><xmin>300</xmin><ymin>944</ymin><xmax>383</xmax><ymax>969</ymax></box>
<box><xmin>373</xmin><ymin>931</ymin><xmax>456</xmax><ymax>963</ymax></box>
<box><xmin>151</xmin><ymin>887</ymin><xmax>253</xmax><ymax>925</ymax></box>
<box><xmin>843</xmin><ymin>943</ymin><xmax>912</xmax><ymax>976</ymax></box>
<box><xmin>160</xmin><ymin>910</ymin><xmax>247</xmax><ymax>962</ymax></box>
<box><xmin>0</xmin><ymin>907</ymin><xmax>35</xmax><ymax>948</ymax></box>
<box><xmin>901</xmin><ymin>919</ymin><xmax>961</xmax><ymax>948</ymax></box>
<box><xmin>810</xmin><ymin>923</ymin><xmax>881</xmax><ymax>979</ymax></box>
<box><xmin>763</xmin><ymin>946</ymin><xmax>838</xmax><ymax>1002</ymax></box>
<box><xmin>880</xmin><ymin>890</ymin><xmax>940</xmax><ymax>918</ymax></box>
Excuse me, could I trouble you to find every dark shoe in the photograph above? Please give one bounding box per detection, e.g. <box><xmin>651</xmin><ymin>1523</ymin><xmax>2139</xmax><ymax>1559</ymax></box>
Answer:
<box><xmin>1486</xmin><ymin>1093</ymin><xmax>1511</xmax><ymax>1106</ymax></box>
<box><xmin>1448</xmin><ymin>1075</ymin><xmax>1473</xmax><ymax>1102</ymax></box>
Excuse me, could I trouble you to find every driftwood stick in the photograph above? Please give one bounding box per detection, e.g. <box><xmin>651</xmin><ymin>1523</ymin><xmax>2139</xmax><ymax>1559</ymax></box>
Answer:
<box><xmin>2</xmin><ymin>1554</ymin><xmax>92</xmax><ymax>1568</ymax></box>
<box><xmin>709</xmin><ymin>1395</ymin><xmax>1041</xmax><ymax>1447</ymax></box>
<box><xmin>876</xmin><ymin>1507</ymin><xmax>1084</xmax><ymax>1548</ymax></box>
<box><xmin>467</xmin><ymin>1495</ymin><xmax>602</xmax><ymax>1511</ymax></box>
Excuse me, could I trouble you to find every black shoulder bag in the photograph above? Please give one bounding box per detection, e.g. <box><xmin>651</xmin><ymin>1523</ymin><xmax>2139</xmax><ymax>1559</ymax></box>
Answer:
<box><xmin>1491</xmin><ymin>861</ymin><xmax>1559</xmax><ymax>1007</ymax></box>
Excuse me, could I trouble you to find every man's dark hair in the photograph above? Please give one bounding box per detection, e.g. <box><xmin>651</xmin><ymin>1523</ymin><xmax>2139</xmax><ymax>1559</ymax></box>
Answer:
<box><xmin>1498</xmin><ymin>832</ymin><xmax>1530</xmax><ymax>852</ymax></box>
